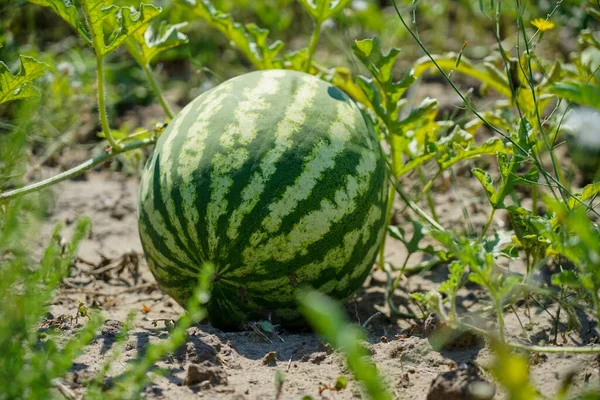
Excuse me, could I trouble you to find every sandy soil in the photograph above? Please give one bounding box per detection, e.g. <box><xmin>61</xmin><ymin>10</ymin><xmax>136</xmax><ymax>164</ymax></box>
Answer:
<box><xmin>38</xmin><ymin>162</ymin><xmax>600</xmax><ymax>399</ymax></box>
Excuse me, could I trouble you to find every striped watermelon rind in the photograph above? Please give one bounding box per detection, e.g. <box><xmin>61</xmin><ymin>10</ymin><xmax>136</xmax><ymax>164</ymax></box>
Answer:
<box><xmin>137</xmin><ymin>70</ymin><xmax>388</xmax><ymax>329</ymax></box>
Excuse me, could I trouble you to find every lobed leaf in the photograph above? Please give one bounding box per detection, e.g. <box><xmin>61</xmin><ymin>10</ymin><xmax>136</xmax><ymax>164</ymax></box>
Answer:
<box><xmin>27</xmin><ymin>0</ymin><xmax>91</xmax><ymax>42</ymax></box>
<box><xmin>81</xmin><ymin>0</ymin><xmax>161</xmax><ymax>56</ymax></box>
<box><xmin>472</xmin><ymin>168</ymin><xmax>497</xmax><ymax>203</ymax></box>
<box><xmin>549</xmin><ymin>81</ymin><xmax>600</xmax><ymax>110</ymax></box>
<box><xmin>353</xmin><ymin>36</ymin><xmax>401</xmax><ymax>85</ymax></box>
<box><xmin>176</xmin><ymin>0</ymin><xmax>283</xmax><ymax>69</ymax></box>
<box><xmin>133</xmin><ymin>21</ymin><xmax>189</xmax><ymax>65</ymax></box>
<box><xmin>0</xmin><ymin>55</ymin><xmax>49</xmax><ymax>105</ymax></box>
<box><xmin>568</xmin><ymin>181</ymin><xmax>600</xmax><ymax>209</ymax></box>
<box><xmin>298</xmin><ymin>0</ymin><xmax>352</xmax><ymax>23</ymax></box>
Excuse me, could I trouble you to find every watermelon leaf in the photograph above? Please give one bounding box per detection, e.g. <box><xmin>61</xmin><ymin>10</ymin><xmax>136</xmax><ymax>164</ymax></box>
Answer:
<box><xmin>472</xmin><ymin>168</ymin><xmax>497</xmax><ymax>203</ymax></box>
<box><xmin>298</xmin><ymin>0</ymin><xmax>352</xmax><ymax>23</ymax></box>
<box><xmin>353</xmin><ymin>36</ymin><xmax>401</xmax><ymax>86</ymax></box>
<box><xmin>29</xmin><ymin>0</ymin><xmax>162</xmax><ymax>56</ymax></box>
<box><xmin>86</xmin><ymin>1</ymin><xmax>162</xmax><ymax>56</ymax></box>
<box><xmin>568</xmin><ymin>181</ymin><xmax>600</xmax><ymax>209</ymax></box>
<box><xmin>351</xmin><ymin>36</ymin><xmax>416</xmax><ymax>140</ymax></box>
<box><xmin>175</xmin><ymin>0</ymin><xmax>283</xmax><ymax>69</ymax></box>
<box><xmin>0</xmin><ymin>55</ymin><xmax>49</xmax><ymax>105</ymax></box>
<box><xmin>549</xmin><ymin>81</ymin><xmax>600</xmax><ymax>111</ymax></box>
<box><xmin>131</xmin><ymin>21</ymin><xmax>189</xmax><ymax>65</ymax></box>
<box><xmin>27</xmin><ymin>0</ymin><xmax>91</xmax><ymax>42</ymax></box>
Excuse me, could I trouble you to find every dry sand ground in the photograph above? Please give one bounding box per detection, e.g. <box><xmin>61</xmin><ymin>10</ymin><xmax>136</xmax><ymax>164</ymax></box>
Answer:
<box><xmin>38</xmin><ymin>167</ymin><xmax>599</xmax><ymax>399</ymax></box>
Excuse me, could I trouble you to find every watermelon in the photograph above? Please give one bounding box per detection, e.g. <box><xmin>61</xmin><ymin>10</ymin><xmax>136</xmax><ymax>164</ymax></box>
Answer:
<box><xmin>137</xmin><ymin>69</ymin><xmax>388</xmax><ymax>329</ymax></box>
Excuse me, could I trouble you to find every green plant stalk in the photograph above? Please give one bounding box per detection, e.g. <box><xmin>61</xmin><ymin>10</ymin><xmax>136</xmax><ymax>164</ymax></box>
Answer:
<box><xmin>495</xmin><ymin>297</ymin><xmax>505</xmax><ymax>343</ymax></box>
<box><xmin>514</xmin><ymin>0</ymin><xmax>566</xmax><ymax>204</ymax></box>
<box><xmin>305</xmin><ymin>21</ymin><xmax>322</xmax><ymax>73</ymax></box>
<box><xmin>480</xmin><ymin>208</ymin><xmax>496</xmax><ymax>240</ymax></box>
<box><xmin>388</xmin><ymin>163</ymin><xmax>445</xmax><ymax>232</ymax></box>
<box><xmin>416</xmin><ymin>168</ymin><xmax>442</xmax><ymax>201</ymax></box>
<box><xmin>143</xmin><ymin>64</ymin><xmax>174</xmax><ymax>119</ymax></box>
<box><xmin>0</xmin><ymin>138</ymin><xmax>155</xmax><ymax>203</ymax></box>
<box><xmin>391</xmin><ymin>254</ymin><xmax>410</xmax><ymax>292</ymax></box>
<box><xmin>378</xmin><ymin>186</ymin><xmax>396</xmax><ymax>273</ymax></box>
<box><xmin>95</xmin><ymin>56</ymin><xmax>121</xmax><ymax>151</ymax></box>
<box><xmin>417</xmin><ymin>168</ymin><xmax>439</xmax><ymax>223</ymax></box>
<box><xmin>532</xmin><ymin>184</ymin><xmax>538</xmax><ymax>216</ymax></box>
<box><xmin>121</xmin><ymin>36</ymin><xmax>175</xmax><ymax>119</ymax></box>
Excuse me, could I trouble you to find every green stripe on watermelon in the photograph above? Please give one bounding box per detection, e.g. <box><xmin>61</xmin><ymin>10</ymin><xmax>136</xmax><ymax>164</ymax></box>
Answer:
<box><xmin>138</xmin><ymin>69</ymin><xmax>389</xmax><ymax>329</ymax></box>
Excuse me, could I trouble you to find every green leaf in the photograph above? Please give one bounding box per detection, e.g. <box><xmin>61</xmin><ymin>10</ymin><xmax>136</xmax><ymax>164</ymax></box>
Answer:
<box><xmin>353</xmin><ymin>36</ymin><xmax>401</xmax><ymax>85</ymax></box>
<box><xmin>472</xmin><ymin>168</ymin><xmax>497</xmax><ymax>203</ymax></box>
<box><xmin>298</xmin><ymin>0</ymin><xmax>352</xmax><ymax>23</ymax></box>
<box><xmin>551</xmin><ymin>270</ymin><xmax>583</xmax><ymax>288</ymax></box>
<box><xmin>27</xmin><ymin>0</ymin><xmax>91</xmax><ymax>42</ymax></box>
<box><xmin>176</xmin><ymin>0</ymin><xmax>283</xmax><ymax>69</ymax></box>
<box><xmin>438</xmin><ymin>136</ymin><xmax>506</xmax><ymax>170</ymax></box>
<box><xmin>387</xmin><ymin>221</ymin><xmax>433</xmax><ymax>254</ymax></box>
<box><xmin>490</xmin><ymin>341</ymin><xmax>538</xmax><ymax>400</ymax></box>
<box><xmin>0</xmin><ymin>55</ymin><xmax>49</xmax><ymax>105</ymax></box>
<box><xmin>82</xmin><ymin>1</ymin><xmax>161</xmax><ymax>56</ymax></box>
<box><xmin>439</xmin><ymin>261</ymin><xmax>466</xmax><ymax>296</ymax></box>
<box><xmin>568</xmin><ymin>181</ymin><xmax>600</xmax><ymax>209</ymax></box>
<box><xmin>398</xmin><ymin>97</ymin><xmax>439</xmax><ymax>133</ymax></box>
<box><xmin>354</xmin><ymin>76</ymin><xmax>386</xmax><ymax>120</ymax></box>
<box><xmin>549</xmin><ymin>82</ymin><xmax>600</xmax><ymax>110</ymax></box>
<box><xmin>133</xmin><ymin>21</ymin><xmax>189</xmax><ymax>65</ymax></box>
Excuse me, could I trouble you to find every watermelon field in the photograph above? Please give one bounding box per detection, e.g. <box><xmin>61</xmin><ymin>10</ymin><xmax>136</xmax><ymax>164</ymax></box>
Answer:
<box><xmin>2</xmin><ymin>0</ymin><xmax>600</xmax><ymax>399</ymax></box>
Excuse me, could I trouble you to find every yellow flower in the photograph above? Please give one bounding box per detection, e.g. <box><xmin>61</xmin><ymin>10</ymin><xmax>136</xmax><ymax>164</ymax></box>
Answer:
<box><xmin>531</xmin><ymin>18</ymin><xmax>555</xmax><ymax>32</ymax></box>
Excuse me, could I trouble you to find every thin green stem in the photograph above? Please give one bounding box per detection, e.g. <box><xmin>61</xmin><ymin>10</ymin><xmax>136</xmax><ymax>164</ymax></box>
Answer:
<box><xmin>496</xmin><ymin>298</ymin><xmax>505</xmax><ymax>343</ymax></box>
<box><xmin>96</xmin><ymin>56</ymin><xmax>121</xmax><ymax>152</ymax></box>
<box><xmin>305</xmin><ymin>21</ymin><xmax>322</xmax><ymax>73</ymax></box>
<box><xmin>388</xmin><ymin>166</ymin><xmax>444</xmax><ymax>231</ymax></box>
<box><xmin>119</xmin><ymin>31</ymin><xmax>175</xmax><ymax>119</ymax></box>
<box><xmin>391</xmin><ymin>254</ymin><xmax>410</xmax><ymax>292</ymax></box>
<box><xmin>0</xmin><ymin>138</ymin><xmax>155</xmax><ymax>203</ymax></box>
<box><xmin>480</xmin><ymin>207</ymin><xmax>496</xmax><ymax>240</ymax></box>
<box><xmin>384</xmin><ymin>269</ymin><xmax>419</xmax><ymax>319</ymax></box>
<box><xmin>143</xmin><ymin>64</ymin><xmax>174</xmax><ymax>119</ymax></box>
<box><xmin>378</xmin><ymin>186</ymin><xmax>395</xmax><ymax>272</ymax></box>
<box><xmin>514</xmin><ymin>0</ymin><xmax>566</xmax><ymax>204</ymax></box>
<box><xmin>417</xmin><ymin>168</ymin><xmax>439</xmax><ymax>223</ymax></box>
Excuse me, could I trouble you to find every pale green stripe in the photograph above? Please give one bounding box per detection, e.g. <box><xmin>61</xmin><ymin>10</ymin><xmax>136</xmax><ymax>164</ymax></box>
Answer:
<box><xmin>206</xmin><ymin>70</ymin><xmax>285</xmax><ymax>258</ymax></box>
<box><xmin>243</xmin><ymin>139</ymin><xmax>378</xmax><ymax>268</ymax></box>
<box><xmin>176</xmin><ymin>85</ymin><xmax>233</xmax><ymax>261</ymax></box>
<box><xmin>249</xmin><ymin>229</ymin><xmax>362</xmax><ymax>302</ymax></box>
<box><xmin>253</xmin><ymin>202</ymin><xmax>382</xmax><ymax>300</ymax></box>
<box><xmin>260</xmin><ymin>100</ymin><xmax>357</xmax><ymax>234</ymax></box>
<box><xmin>140</xmin><ymin>149</ymin><xmax>194</xmax><ymax>267</ymax></box>
<box><xmin>318</xmin><ymin>205</ymin><xmax>383</xmax><ymax>294</ymax></box>
<box><xmin>138</xmin><ymin>224</ymin><xmax>196</xmax><ymax>278</ymax></box>
<box><xmin>149</xmin><ymin>96</ymin><xmax>205</xmax><ymax>266</ymax></box>
<box><xmin>225</xmin><ymin>73</ymin><xmax>319</xmax><ymax>242</ymax></box>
